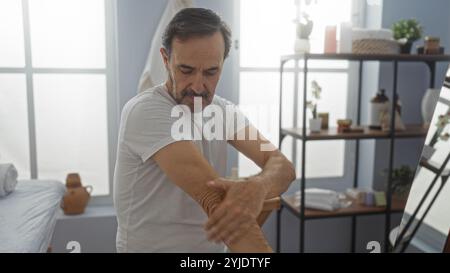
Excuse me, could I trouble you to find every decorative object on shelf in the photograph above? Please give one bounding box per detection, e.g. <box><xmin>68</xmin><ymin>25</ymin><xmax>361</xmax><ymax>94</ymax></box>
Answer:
<box><xmin>417</xmin><ymin>46</ymin><xmax>445</xmax><ymax>55</ymax></box>
<box><xmin>345</xmin><ymin>188</ymin><xmax>385</xmax><ymax>207</ymax></box>
<box><xmin>324</xmin><ymin>25</ymin><xmax>337</xmax><ymax>53</ymax></box>
<box><xmin>345</xmin><ymin>188</ymin><xmax>366</xmax><ymax>205</ymax></box>
<box><xmin>374</xmin><ymin>191</ymin><xmax>387</xmax><ymax>207</ymax></box>
<box><xmin>61</xmin><ymin>173</ymin><xmax>93</xmax><ymax>215</ymax></box>
<box><xmin>352</xmin><ymin>28</ymin><xmax>399</xmax><ymax>55</ymax></box>
<box><xmin>392</xmin><ymin>19</ymin><xmax>423</xmax><ymax>54</ymax></box>
<box><xmin>364</xmin><ymin>191</ymin><xmax>375</xmax><ymax>206</ymax></box>
<box><xmin>383</xmin><ymin>165</ymin><xmax>415</xmax><ymax>200</ymax></box>
<box><xmin>342</xmin><ymin>127</ymin><xmax>364</xmax><ymax>133</ymax></box>
<box><xmin>421</xmin><ymin>88</ymin><xmax>440</xmax><ymax>126</ymax></box>
<box><xmin>337</xmin><ymin>119</ymin><xmax>352</xmax><ymax>133</ymax></box>
<box><xmin>338</xmin><ymin>22</ymin><xmax>353</xmax><ymax>53</ymax></box>
<box><xmin>369</xmin><ymin>89</ymin><xmax>389</xmax><ymax>130</ymax></box>
<box><xmin>380</xmin><ymin>97</ymin><xmax>406</xmax><ymax>132</ymax></box>
<box><xmin>318</xmin><ymin>112</ymin><xmax>329</xmax><ymax>129</ymax></box>
<box><xmin>294</xmin><ymin>12</ymin><xmax>313</xmax><ymax>54</ymax></box>
<box><xmin>309</xmin><ymin>118</ymin><xmax>322</xmax><ymax>132</ymax></box>
<box><xmin>307</xmin><ymin>80</ymin><xmax>322</xmax><ymax>132</ymax></box>
<box><xmin>423</xmin><ymin>36</ymin><xmax>441</xmax><ymax>54</ymax></box>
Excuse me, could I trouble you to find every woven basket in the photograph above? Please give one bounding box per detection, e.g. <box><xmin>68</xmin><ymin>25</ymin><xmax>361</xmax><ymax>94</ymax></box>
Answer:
<box><xmin>352</xmin><ymin>39</ymin><xmax>400</xmax><ymax>55</ymax></box>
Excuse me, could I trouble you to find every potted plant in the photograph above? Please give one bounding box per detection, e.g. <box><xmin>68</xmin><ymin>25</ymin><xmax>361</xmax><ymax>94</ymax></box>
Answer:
<box><xmin>307</xmin><ymin>80</ymin><xmax>322</xmax><ymax>132</ymax></box>
<box><xmin>383</xmin><ymin>165</ymin><xmax>415</xmax><ymax>200</ymax></box>
<box><xmin>294</xmin><ymin>12</ymin><xmax>313</xmax><ymax>53</ymax></box>
<box><xmin>392</xmin><ymin>19</ymin><xmax>423</xmax><ymax>54</ymax></box>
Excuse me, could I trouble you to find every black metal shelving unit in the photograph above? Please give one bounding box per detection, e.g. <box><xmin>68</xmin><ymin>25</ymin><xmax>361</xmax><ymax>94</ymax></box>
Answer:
<box><xmin>275</xmin><ymin>53</ymin><xmax>450</xmax><ymax>253</ymax></box>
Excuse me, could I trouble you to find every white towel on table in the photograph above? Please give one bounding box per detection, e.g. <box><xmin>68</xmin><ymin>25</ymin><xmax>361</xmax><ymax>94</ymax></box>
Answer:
<box><xmin>0</xmin><ymin>164</ymin><xmax>18</xmax><ymax>197</ymax></box>
<box><xmin>138</xmin><ymin>0</ymin><xmax>193</xmax><ymax>93</ymax></box>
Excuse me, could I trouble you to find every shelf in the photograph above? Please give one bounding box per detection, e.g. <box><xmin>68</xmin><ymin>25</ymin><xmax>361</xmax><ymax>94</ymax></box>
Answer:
<box><xmin>281</xmin><ymin>124</ymin><xmax>428</xmax><ymax>141</ymax></box>
<box><xmin>281</xmin><ymin>194</ymin><xmax>406</xmax><ymax>220</ymax></box>
<box><xmin>281</xmin><ymin>53</ymin><xmax>450</xmax><ymax>63</ymax></box>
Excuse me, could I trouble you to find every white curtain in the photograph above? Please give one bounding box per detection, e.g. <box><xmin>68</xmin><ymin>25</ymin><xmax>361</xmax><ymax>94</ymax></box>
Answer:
<box><xmin>138</xmin><ymin>0</ymin><xmax>193</xmax><ymax>93</ymax></box>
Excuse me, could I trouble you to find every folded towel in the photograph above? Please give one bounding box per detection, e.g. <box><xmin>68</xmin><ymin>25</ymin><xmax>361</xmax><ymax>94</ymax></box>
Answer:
<box><xmin>294</xmin><ymin>188</ymin><xmax>343</xmax><ymax>211</ymax></box>
<box><xmin>0</xmin><ymin>164</ymin><xmax>18</xmax><ymax>197</ymax></box>
<box><xmin>352</xmin><ymin>28</ymin><xmax>394</xmax><ymax>41</ymax></box>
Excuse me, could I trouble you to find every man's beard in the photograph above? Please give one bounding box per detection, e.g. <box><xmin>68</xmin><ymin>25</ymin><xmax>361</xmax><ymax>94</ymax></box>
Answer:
<box><xmin>168</xmin><ymin>72</ymin><xmax>212</xmax><ymax>111</ymax></box>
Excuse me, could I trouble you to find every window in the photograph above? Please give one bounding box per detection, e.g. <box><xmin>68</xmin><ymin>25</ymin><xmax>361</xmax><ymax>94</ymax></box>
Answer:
<box><xmin>237</xmin><ymin>0</ymin><xmax>360</xmax><ymax>180</ymax></box>
<box><xmin>0</xmin><ymin>0</ymin><xmax>118</xmax><ymax>199</ymax></box>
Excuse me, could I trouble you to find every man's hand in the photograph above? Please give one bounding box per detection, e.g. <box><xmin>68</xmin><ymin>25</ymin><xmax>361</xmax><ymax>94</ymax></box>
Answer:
<box><xmin>203</xmin><ymin>177</ymin><xmax>268</xmax><ymax>245</ymax></box>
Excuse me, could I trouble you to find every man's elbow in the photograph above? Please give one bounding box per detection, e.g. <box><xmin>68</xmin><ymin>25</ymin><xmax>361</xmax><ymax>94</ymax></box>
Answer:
<box><xmin>275</xmin><ymin>153</ymin><xmax>296</xmax><ymax>193</ymax></box>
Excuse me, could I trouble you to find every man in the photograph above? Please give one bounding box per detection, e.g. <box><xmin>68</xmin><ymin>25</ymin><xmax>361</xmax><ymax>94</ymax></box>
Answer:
<box><xmin>114</xmin><ymin>8</ymin><xmax>295</xmax><ymax>253</ymax></box>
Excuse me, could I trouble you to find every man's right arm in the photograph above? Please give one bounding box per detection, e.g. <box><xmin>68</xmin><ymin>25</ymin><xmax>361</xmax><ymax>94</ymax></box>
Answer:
<box><xmin>152</xmin><ymin>140</ymin><xmax>272</xmax><ymax>253</ymax></box>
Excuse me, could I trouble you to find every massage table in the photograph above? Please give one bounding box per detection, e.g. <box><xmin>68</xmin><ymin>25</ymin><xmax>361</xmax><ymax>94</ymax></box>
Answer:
<box><xmin>0</xmin><ymin>180</ymin><xmax>65</xmax><ymax>253</ymax></box>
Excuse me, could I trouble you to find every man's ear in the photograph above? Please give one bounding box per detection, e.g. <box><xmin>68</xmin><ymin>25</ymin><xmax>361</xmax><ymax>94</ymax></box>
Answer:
<box><xmin>160</xmin><ymin>48</ymin><xmax>170</xmax><ymax>69</ymax></box>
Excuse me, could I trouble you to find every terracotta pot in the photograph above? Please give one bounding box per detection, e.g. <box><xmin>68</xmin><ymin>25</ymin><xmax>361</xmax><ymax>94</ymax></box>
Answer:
<box><xmin>66</xmin><ymin>173</ymin><xmax>82</xmax><ymax>188</ymax></box>
<box><xmin>62</xmin><ymin>185</ymin><xmax>93</xmax><ymax>215</ymax></box>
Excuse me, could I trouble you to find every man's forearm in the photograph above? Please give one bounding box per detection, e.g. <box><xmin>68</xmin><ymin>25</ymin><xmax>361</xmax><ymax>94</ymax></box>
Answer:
<box><xmin>251</xmin><ymin>152</ymin><xmax>296</xmax><ymax>199</ymax></box>
<box><xmin>197</xmin><ymin>188</ymin><xmax>272</xmax><ymax>253</ymax></box>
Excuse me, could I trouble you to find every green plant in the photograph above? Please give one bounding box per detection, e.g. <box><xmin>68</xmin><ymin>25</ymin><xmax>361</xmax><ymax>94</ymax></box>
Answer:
<box><xmin>296</xmin><ymin>13</ymin><xmax>313</xmax><ymax>40</ymax></box>
<box><xmin>383</xmin><ymin>165</ymin><xmax>415</xmax><ymax>199</ymax></box>
<box><xmin>306</xmin><ymin>80</ymin><xmax>321</xmax><ymax>118</ymax></box>
<box><xmin>392</xmin><ymin>19</ymin><xmax>423</xmax><ymax>43</ymax></box>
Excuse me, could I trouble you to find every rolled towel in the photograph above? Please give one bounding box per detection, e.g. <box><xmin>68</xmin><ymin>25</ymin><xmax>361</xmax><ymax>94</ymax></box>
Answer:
<box><xmin>0</xmin><ymin>164</ymin><xmax>18</xmax><ymax>197</ymax></box>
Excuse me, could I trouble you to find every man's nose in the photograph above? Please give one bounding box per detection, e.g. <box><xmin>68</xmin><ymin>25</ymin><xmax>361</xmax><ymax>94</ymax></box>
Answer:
<box><xmin>191</xmin><ymin>72</ymin><xmax>205</xmax><ymax>93</ymax></box>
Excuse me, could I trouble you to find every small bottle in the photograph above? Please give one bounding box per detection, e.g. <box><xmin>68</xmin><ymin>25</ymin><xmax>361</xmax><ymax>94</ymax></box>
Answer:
<box><xmin>369</xmin><ymin>89</ymin><xmax>390</xmax><ymax>130</ymax></box>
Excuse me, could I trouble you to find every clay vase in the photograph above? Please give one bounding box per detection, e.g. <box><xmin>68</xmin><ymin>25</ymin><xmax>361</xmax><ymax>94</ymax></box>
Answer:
<box><xmin>62</xmin><ymin>173</ymin><xmax>93</xmax><ymax>215</ymax></box>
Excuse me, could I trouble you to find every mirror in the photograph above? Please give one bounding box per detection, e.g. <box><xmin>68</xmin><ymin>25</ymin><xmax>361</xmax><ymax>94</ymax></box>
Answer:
<box><xmin>393</xmin><ymin>67</ymin><xmax>450</xmax><ymax>253</ymax></box>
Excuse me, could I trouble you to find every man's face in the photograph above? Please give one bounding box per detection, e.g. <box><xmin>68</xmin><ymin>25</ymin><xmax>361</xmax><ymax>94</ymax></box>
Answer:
<box><xmin>161</xmin><ymin>31</ymin><xmax>225</xmax><ymax>111</ymax></box>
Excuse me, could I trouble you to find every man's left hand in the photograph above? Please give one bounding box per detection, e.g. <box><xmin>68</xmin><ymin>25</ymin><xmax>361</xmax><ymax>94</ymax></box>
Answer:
<box><xmin>203</xmin><ymin>177</ymin><xmax>267</xmax><ymax>245</ymax></box>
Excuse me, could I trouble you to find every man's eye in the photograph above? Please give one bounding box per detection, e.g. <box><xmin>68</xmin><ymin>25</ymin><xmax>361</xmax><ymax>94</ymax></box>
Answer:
<box><xmin>181</xmin><ymin>70</ymin><xmax>192</xmax><ymax>75</ymax></box>
<box><xmin>205</xmin><ymin>70</ymin><xmax>217</xmax><ymax>76</ymax></box>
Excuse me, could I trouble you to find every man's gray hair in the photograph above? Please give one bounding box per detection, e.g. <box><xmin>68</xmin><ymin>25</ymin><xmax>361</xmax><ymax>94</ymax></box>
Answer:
<box><xmin>162</xmin><ymin>8</ymin><xmax>232</xmax><ymax>59</ymax></box>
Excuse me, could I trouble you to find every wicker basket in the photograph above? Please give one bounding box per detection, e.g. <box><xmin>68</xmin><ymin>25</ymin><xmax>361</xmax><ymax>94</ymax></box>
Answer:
<box><xmin>352</xmin><ymin>39</ymin><xmax>400</xmax><ymax>55</ymax></box>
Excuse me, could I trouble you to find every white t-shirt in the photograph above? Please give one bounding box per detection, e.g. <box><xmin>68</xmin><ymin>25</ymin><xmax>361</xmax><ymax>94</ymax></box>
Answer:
<box><xmin>113</xmin><ymin>84</ymin><xmax>249</xmax><ymax>252</ymax></box>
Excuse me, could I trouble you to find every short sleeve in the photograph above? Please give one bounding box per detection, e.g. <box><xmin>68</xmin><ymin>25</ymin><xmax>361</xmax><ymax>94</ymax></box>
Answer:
<box><xmin>122</xmin><ymin>97</ymin><xmax>192</xmax><ymax>162</ymax></box>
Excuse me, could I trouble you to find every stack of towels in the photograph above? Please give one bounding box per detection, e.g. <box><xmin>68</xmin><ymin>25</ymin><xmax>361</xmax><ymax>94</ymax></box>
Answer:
<box><xmin>295</xmin><ymin>188</ymin><xmax>349</xmax><ymax>211</ymax></box>
<box><xmin>0</xmin><ymin>164</ymin><xmax>18</xmax><ymax>197</ymax></box>
<box><xmin>352</xmin><ymin>28</ymin><xmax>394</xmax><ymax>41</ymax></box>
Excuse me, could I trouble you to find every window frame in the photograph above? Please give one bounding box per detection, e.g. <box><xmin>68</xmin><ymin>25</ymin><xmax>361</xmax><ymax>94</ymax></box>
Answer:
<box><xmin>0</xmin><ymin>0</ymin><xmax>119</xmax><ymax>205</ymax></box>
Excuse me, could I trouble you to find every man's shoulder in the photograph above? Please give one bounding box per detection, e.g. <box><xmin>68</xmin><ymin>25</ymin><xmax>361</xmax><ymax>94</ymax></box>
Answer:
<box><xmin>123</xmin><ymin>84</ymin><xmax>175</xmax><ymax>115</ymax></box>
<box><xmin>212</xmin><ymin>94</ymin><xmax>235</xmax><ymax>108</ymax></box>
